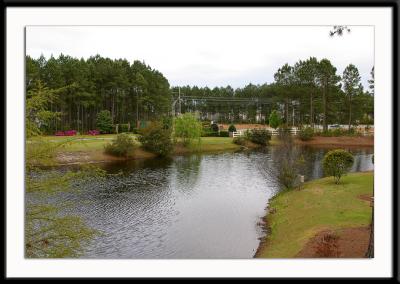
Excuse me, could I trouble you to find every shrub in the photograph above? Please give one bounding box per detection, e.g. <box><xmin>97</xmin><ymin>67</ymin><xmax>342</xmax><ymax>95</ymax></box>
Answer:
<box><xmin>118</xmin><ymin>123</ymin><xmax>130</xmax><ymax>133</ymax></box>
<box><xmin>174</xmin><ymin>113</ymin><xmax>202</xmax><ymax>146</ymax></box>
<box><xmin>322</xmin><ymin>149</ymin><xmax>354</xmax><ymax>184</ymax></box>
<box><xmin>233</xmin><ymin>137</ymin><xmax>246</xmax><ymax>146</ymax></box>
<box><xmin>314</xmin><ymin>233</ymin><xmax>340</xmax><ymax>257</ymax></box>
<box><xmin>138</xmin><ymin>121</ymin><xmax>173</xmax><ymax>157</ymax></box>
<box><xmin>219</xmin><ymin>131</ymin><xmax>229</xmax><ymax>137</ymax></box>
<box><xmin>277</xmin><ymin>125</ymin><xmax>293</xmax><ymax>144</ymax></box>
<box><xmin>269</xmin><ymin>110</ymin><xmax>282</xmax><ymax>129</ymax></box>
<box><xmin>104</xmin><ymin>133</ymin><xmax>136</xmax><ymax>157</ymax></box>
<box><xmin>299</xmin><ymin>127</ymin><xmax>314</xmax><ymax>141</ymax></box>
<box><xmin>161</xmin><ymin>116</ymin><xmax>173</xmax><ymax>130</ymax></box>
<box><xmin>210</xmin><ymin>123</ymin><xmax>219</xmax><ymax>132</ymax></box>
<box><xmin>277</xmin><ymin>160</ymin><xmax>298</xmax><ymax>189</ymax></box>
<box><xmin>228</xmin><ymin>124</ymin><xmax>237</xmax><ymax>132</ymax></box>
<box><xmin>317</xmin><ymin>128</ymin><xmax>361</xmax><ymax>137</ymax></box>
<box><xmin>62</xmin><ymin>130</ymin><xmax>77</xmax><ymax>136</ymax></box>
<box><xmin>96</xmin><ymin>110</ymin><xmax>113</xmax><ymax>134</ymax></box>
<box><xmin>201</xmin><ymin>130</ymin><xmax>219</xmax><ymax>137</ymax></box>
<box><xmin>246</xmin><ymin>129</ymin><xmax>272</xmax><ymax>145</ymax></box>
<box><xmin>88</xmin><ymin>130</ymin><xmax>100</xmax><ymax>136</ymax></box>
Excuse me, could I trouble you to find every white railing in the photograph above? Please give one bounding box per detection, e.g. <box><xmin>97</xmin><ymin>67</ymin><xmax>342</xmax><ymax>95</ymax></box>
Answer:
<box><xmin>231</xmin><ymin>125</ymin><xmax>374</xmax><ymax>138</ymax></box>
<box><xmin>231</xmin><ymin>127</ymin><xmax>299</xmax><ymax>137</ymax></box>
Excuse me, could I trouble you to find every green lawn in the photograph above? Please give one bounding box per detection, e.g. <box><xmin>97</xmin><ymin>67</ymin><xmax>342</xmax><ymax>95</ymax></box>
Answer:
<box><xmin>30</xmin><ymin>134</ymin><xmax>139</xmax><ymax>152</ymax></box>
<box><xmin>187</xmin><ymin>137</ymin><xmax>241</xmax><ymax>152</ymax></box>
<box><xmin>256</xmin><ymin>172</ymin><xmax>373</xmax><ymax>258</ymax></box>
<box><xmin>29</xmin><ymin>134</ymin><xmax>241</xmax><ymax>154</ymax></box>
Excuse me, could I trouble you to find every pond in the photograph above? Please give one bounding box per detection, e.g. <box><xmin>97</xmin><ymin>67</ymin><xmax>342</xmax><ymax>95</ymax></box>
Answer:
<box><xmin>30</xmin><ymin>146</ymin><xmax>374</xmax><ymax>259</ymax></box>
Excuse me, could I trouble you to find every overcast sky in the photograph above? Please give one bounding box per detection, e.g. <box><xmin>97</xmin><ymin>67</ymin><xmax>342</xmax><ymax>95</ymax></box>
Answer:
<box><xmin>26</xmin><ymin>26</ymin><xmax>374</xmax><ymax>89</ymax></box>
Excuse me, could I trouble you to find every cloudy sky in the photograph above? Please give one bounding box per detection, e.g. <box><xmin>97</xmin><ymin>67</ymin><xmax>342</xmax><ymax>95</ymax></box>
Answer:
<box><xmin>26</xmin><ymin>26</ymin><xmax>374</xmax><ymax>89</ymax></box>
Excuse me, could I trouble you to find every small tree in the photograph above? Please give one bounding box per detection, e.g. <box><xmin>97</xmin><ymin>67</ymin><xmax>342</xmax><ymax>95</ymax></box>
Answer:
<box><xmin>323</xmin><ymin>149</ymin><xmax>354</xmax><ymax>184</ymax></box>
<box><xmin>269</xmin><ymin>110</ymin><xmax>282</xmax><ymax>129</ymax></box>
<box><xmin>228</xmin><ymin>124</ymin><xmax>237</xmax><ymax>132</ymax></box>
<box><xmin>210</xmin><ymin>123</ymin><xmax>219</xmax><ymax>133</ymax></box>
<box><xmin>96</xmin><ymin>110</ymin><xmax>113</xmax><ymax>134</ymax></box>
<box><xmin>299</xmin><ymin>127</ymin><xmax>314</xmax><ymax>141</ymax></box>
<box><xmin>104</xmin><ymin>133</ymin><xmax>136</xmax><ymax>157</ymax></box>
<box><xmin>174</xmin><ymin>113</ymin><xmax>202</xmax><ymax>146</ymax></box>
<box><xmin>246</xmin><ymin>129</ymin><xmax>272</xmax><ymax>145</ymax></box>
<box><xmin>138</xmin><ymin>121</ymin><xmax>173</xmax><ymax>157</ymax></box>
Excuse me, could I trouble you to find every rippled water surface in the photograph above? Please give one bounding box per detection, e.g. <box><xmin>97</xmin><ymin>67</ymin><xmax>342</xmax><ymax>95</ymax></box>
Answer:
<box><xmin>31</xmin><ymin>146</ymin><xmax>374</xmax><ymax>258</ymax></box>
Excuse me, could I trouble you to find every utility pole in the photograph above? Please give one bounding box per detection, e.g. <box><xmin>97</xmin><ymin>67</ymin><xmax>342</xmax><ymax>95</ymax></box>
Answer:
<box><xmin>136</xmin><ymin>86</ymin><xmax>140</xmax><ymax>129</ymax></box>
<box><xmin>178</xmin><ymin>86</ymin><xmax>182</xmax><ymax>115</ymax></box>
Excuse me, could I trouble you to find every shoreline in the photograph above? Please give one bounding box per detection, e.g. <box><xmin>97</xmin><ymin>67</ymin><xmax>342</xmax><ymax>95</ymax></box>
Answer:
<box><xmin>34</xmin><ymin>135</ymin><xmax>374</xmax><ymax>166</ymax></box>
<box><xmin>255</xmin><ymin>172</ymin><xmax>373</xmax><ymax>258</ymax></box>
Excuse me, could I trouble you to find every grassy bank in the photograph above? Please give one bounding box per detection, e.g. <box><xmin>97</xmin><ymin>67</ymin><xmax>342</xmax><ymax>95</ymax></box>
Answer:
<box><xmin>269</xmin><ymin>135</ymin><xmax>374</xmax><ymax>147</ymax></box>
<box><xmin>256</xmin><ymin>172</ymin><xmax>373</xmax><ymax>258</ymax></box>
<box><xmin>31</xmin><ymin>135</ymin><xmax>245</xmax><ymax>165</ymax></box>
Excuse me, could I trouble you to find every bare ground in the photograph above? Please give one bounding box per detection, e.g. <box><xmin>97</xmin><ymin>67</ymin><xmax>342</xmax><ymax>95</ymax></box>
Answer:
<box><xmin>296</xmin><ymin>226</ymin><xmax>371</xmax><ymax>258</ymax></box>
<box><xmin>295</xmin><ymin>136</ymin><xmax>374</xmax><ymax>147</ymax></box>
<box><xmin>55</xmin><ymin>148</ymin><xmax>156</xmax><ymax>165</ymax></box>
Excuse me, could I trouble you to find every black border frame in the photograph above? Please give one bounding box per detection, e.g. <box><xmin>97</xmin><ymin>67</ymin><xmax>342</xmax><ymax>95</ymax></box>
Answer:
<box><xmin>3</xmin><ymin>0</ymin><xmax>399</xmax><ymax>281</ymax></box>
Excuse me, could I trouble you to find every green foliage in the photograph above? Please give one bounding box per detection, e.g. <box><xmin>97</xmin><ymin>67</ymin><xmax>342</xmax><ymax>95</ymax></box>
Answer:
<box><xmin>118</xmin><ymin>123</ymin><xmax>131</xmax><ymax>133</ymax></box>
<box><xmin>277</xmin><ymin>160</ymin><xmax>298</xmax><ymax>190</ymax></box>
<box><xmin>202</xmin><ymin>130</ymin><xmax>219</xmax><ymax>137</ymax></box>
<box><xmin>26</xmin><ymin>55</ymin><xmax>171</xmax><ymax>134</ymax></box>
<box><xmin>269</xmin><ymin>110</ymin><xmax>281</xmax><ymax>129</ymax></box>
<box><xmin>25</xmin><ymin>204</ymin><xmax>96</xmax><ymax>258</ymax></box>
<box><xmin>323</xmin><ymin>149</ymin><xmax>354</xmax><ymax>184</ymax></box>
<box><xmin>96</xmin><ymin>110</ymin><xmax>113</xmax><ymax>134</ymax></box>
<box><xmin>317</xmin><ymin>128</ymin><xmax>360</xmax><ymax>137</ymax></box>
<box><xmin>210</xmin><ymin>123</ymin><xmax>219</xmax><ymax>132</ymax></box>
<box><xmin>343</xmin><ymin>64</ymin><xmax>362</xmax><ymax>129</ymax></box>
<box><xmin>26</xmin><ymin>80</ymin><xmax>62</xmax><ymax>138</ymax></box>
<box><xmin>219</xmin><ymin>131</ymin><xmax>230</xmax><ymax>137</ymax></box>
<box><xmin>246</xmin><ymin>129</ymin><xmax>272</xmax><ymax>145</ymax></box>
<box><xmin>27</xmin><ymin>54</ymin><xmax>373</xmax><ymax>131</ymax></box>
<box><xmin>298</xmin><ymin>127</ymin><xmax>314</xmax><ymax>141</ymax></box>
<box><xmin>104</xmin><ymin>133</ymin><xmax>136</xmax><ymax>157</ymax></box>
<box><xmin>161</xmin><ymin>116</ymin><xmax>173</xmax><ymax>130</ymax></box>
<box><xmin>174</xmin><ymin>113</ymin><xmax>202</xmax><ymax>146</ymax></box>
<box><xmin>138</xmin><ymin>121</ymin><xmax>174</xmax><ymax>157</ymax></box>
<box><xmin>25</xmin><ymin>138</ymin><xmax>106</xmax><ymax>258</ymax></box>
<box><xmin>228</xmin><ymin>124</ymin><xmax>237</xmax><ymax>132</ymax></box>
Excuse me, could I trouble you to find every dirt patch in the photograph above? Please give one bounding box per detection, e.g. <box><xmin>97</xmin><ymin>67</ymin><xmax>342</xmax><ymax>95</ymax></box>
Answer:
<box><xmin>358</xmin><ymin>194</ymin><xmax>373</xmax><ymax>202</ymax></box>
<box><xmin>295</xmin><ymin>136</ymin><xmax>374</xmax><ymax>147</ymax></box>
<box><xmin>296</xmin><ymin>226</ymin><xmax>371</xmax><ymax>258</ymax></box>
<box><xmin>219</xmin><ymin>123</ymin><xmax>267</xmax><ymax>130</ymax></box>
<box><xmin>56</xmin><ymin>148</ymin><xmax>156</xmax><ymax>165</ymax></box>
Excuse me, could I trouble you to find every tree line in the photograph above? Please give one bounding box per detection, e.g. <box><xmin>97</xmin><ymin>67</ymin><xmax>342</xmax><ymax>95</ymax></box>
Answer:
<box><xmin>26</xmin><ymin>55</ymin><xmax>374</xmax><ymax>134</ymax></box>
<box><xmin>173</xmin><ymin>58</ymin><xmax>373</xmax><ymax>131</ymax></box>
<box><xmin>26</xmin><ymin>54</ymin><xmax>171</xmax><ymax>133</ymax></box>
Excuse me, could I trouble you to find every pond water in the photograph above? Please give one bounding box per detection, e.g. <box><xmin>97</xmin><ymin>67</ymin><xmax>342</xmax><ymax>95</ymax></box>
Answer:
<box><xmin>31</xmin><ymin>146</ymin><xmax>374</xmax><ymax>259</ymax></box>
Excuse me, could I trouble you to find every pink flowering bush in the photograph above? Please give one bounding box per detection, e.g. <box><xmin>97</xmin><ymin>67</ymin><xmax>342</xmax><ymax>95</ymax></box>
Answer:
<box><xmin>55</xmin><ymin>130</ymin><xmax>77</xmax><ymax>136</ymax></box>
<box><xmin>88</xmin><ymin>130</ymin><xmax>100</xmax><ymax>136</ymax></box>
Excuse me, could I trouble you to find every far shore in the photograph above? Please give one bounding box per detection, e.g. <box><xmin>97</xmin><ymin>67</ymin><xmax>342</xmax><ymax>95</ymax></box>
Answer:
<box><xmin>30</xmin><ymin>134</ymin><xmax>374</xmax><ymax>166</ymax></box>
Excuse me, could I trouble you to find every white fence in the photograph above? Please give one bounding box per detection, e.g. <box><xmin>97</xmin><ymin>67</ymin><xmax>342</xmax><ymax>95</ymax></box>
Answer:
<box><xmin>230</xmin><ymin>126</ymin><xmax>373</xmax><ymax>138</ymax></box>
<box><xmin>231</xmin><ymin>127</ymin><xmax>299</xmax><ymax>137</ymax></box>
